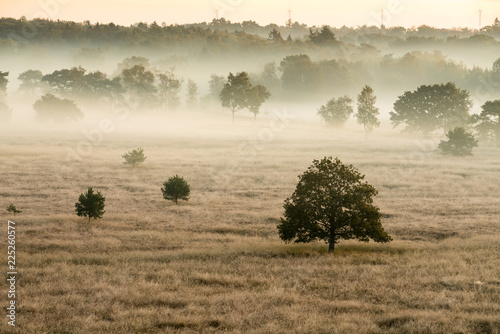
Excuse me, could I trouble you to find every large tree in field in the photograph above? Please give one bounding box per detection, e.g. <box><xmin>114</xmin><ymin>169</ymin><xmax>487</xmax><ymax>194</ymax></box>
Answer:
<box><xmin>157</xmin><ymin>70</ymin><xmax>182</xmax><ymax>111</ymax></box>
<box><xmin>220</xmin><ymin>72</ymin><xmax>252</xmax><ymax>123</ymax></box>
<box><xmin>473</xmin><ymin>100</ymin><xmax>500</xmax><ymax>146</ymax></box>
<box><xmin>278</xmin><ymin>157</ymin><xmax>391</xmax><ymax>253</ymax></box>
<box><xmin>120</xmin><ymin>65</ymin><xmax>157</xmax><ymax>109</ymax></box>
<box><xmin>390</xmin><ymin>82</ymin><xmax>472</xmax><ymax>133</ymax></box>
<box><xmin>356</xmin><ymin>85</ymin><xmax>380</xmax><ymax>136</ymax></box>
<box><xmin>317</xmin><ymin>96</ymin><xmax>354</xmax><ymax>127</ymax></box>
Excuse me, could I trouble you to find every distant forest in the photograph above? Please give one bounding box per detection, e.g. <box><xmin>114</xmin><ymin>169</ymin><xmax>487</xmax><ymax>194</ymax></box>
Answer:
<box><xmin>1</xmin><ymin>17</ymin><xmax>500</xmax><ymax>112</ymax></box>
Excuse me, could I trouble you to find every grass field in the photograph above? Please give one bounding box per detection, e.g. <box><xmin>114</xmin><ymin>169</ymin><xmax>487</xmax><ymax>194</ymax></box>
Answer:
<box><xmin>1</xmin><ymin>113</ymin><xmax>500</xmax><ymax>333</ymax></box>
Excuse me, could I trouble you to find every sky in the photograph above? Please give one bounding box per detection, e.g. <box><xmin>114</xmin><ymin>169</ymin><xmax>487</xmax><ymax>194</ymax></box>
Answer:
<box><xmin>1</xmin><ymin>0</ymin><xmax>499</xmax><ymax>29</ymax></box>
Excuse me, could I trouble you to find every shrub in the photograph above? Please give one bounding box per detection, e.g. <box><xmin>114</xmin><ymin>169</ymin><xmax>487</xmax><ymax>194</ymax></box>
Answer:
<box><xmin>122</xmin><ymin>147</ymin><xmax>147</xmax><ymax>167</ymax></box>
<box><xmin>75</xmin><ymin>187</ymin><xmax>106</xmax><ymax>221</ymax></box>
<box><xmin>161</xmin><ymin>175</ymin><xmax>190</xmax><ymax>204</ymax></box>
<box><xmin>438</xmin><ymin>127</ymin><xmax>478</xmax><ymax>156</ymax></box>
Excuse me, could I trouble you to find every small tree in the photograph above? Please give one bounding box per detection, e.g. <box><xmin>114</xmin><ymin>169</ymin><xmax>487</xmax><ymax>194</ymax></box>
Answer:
<box><xmin>356</xmin><ymin>85</ymin><xmax>380</xmax><ymax>136</ymax></box>
<box><xmin>161</xmin><ymin>175</ymin><xmax>190</xmax><ymax>204</ymax></box>
<box><xmin>6</xmin><ymin>204</ymin><xmax>22</xmax><ymax>216</ymax></box>
<box><xmin>75</xmin><ymin>187</ymin><xmax>106</xmax><ymax>221</ymax></box>
<box><xmin>220</xmin><ymin>72</ymin><xmax>252</xmax><ymax>123</ymax></box>
<box><xmin>317</xmin><ymin>96</ymin><xmax>354</xmax><ymax>127</ymax></box>
<box><xmin>438</xmin><ymin>127</ymin><xmax>478</xmax><ymax>156</ymax></box>
<box><xmin>122</xmin><ymin>148</ymin><xmax>147</xmax><ymax>167</ymax></box>
<box><xmin>278</xmin><ymin>157</ymin><xmax>392</xmax><ymax>253</ymax></box>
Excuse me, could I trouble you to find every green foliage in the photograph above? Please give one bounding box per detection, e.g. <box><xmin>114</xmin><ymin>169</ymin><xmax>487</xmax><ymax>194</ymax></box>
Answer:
<box><xmin>122</xmin><ymin>148</ymin><xmax>147</xmax><ymax>167</ymax></box>
<box><xmin>207</xmin><ymin>75</ymin><xmax>225</xmax><ymax>102</ymax></box>
<box><xmin>247</xmin><ymin>85</ymin><xmax>271</xmax><ymax>119</ymax></box>
<box><xmin>267</xmin><ymin>28</ymin><xmax>284</xmax><ymax>44</ymax></box>
<box><xmin>120</xmin><ymin>65</ymin><xmax>157</xmax><ymax>109</ymax></box>
<box><xmin>33</xmin><ymin>94</ymin><xmax>83</xmax><ymax>122</ymax></box>
<box><xmin>157</xmin><ymin>69</ymin><xmax>182</xmax><ymax>111</ymax></box>
<box><xmin>309</xmin><ymin>26</ymin><xmax>337</xmax><ymax>46</ymax></box>
<box><xmin>472</xmin><ymin>100</ymin><xmax>500</xmax><ymax>146</ymax></box>
<box><xmin>0</xmin><ymin>71</ymin><xmax>8</xmax><ymax>97</ymax></box>
<box><xmin>317</xmin><ymin>96</ymin><xmax>354</xmax><ymax>127</ymax></box>
<box><xmin>6</xmin><ymin>204</ymin><xmax>22</xmax><ymax>215</ymax></box>
<box><xmin>75</xmin><ymin>188</ymin><xmax>106</xmax><ymax>221</ymax></box>
<box><xmin>18</xmin><ymin>70</ymin><xmax>43</xmax><ymax>94</ymax></box>
<box><xmin>161</xmin><ymin>175</ymin><xmax>190</xmax><ymax>205</ymax></box>
<box><xmin>278</xmin><ymin>157</ymin><xmax>391</xmax><ymax>253</ymax></box>
<box><xmin>391</xmin><ymin>82</ymin><xmax>472</xmax><ymax>133</ymax></box>
<box><xmin>279</xmin><ymin>54</ymin><xmax>323</xmax><ymax>92</ymax></box>
<box><xmin>220</xmin><ymin>72</ymin><xmax>270</xmax><ymax>122</ymax></box>
<box><xmin>356</xmin><ymin>85</ymin><xmax>380</xmax><ymax>134</ymax></box>
<box><xmin>438</xmin><ymin>127</ymin><xmax>478</xmax><ymax>156</ymax></box>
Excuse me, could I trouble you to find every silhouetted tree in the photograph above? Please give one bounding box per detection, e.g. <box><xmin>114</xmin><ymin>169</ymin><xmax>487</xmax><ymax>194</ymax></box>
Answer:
<box><xmin>309</xmin><ymin>26</ymin><xmax>337</xmax><ymax>46</ymax></box>
<box><xmin>220</xmin><ymin>72</ymin><xmax>252</xmax><ymax>123</ymax></box>
<box><xmin>75</xmin><ymin>188</ymin><xmax>106</xmax><ymax>222</ymax></box>
<box><xmin>267</xmin><ymin>28</ymin><xmax>284</xmax><ymax>44</ymax></box>
<box><xmin>120</xmin><ymin>65</ymin><xmax>157</xmax><ymax>110</ymax></box>
<box><xmin>0</xmin><ymin>71</ymin><xmax>9</xmax><ymax>97</ymax></box>
<box><xmin>247</xmin><ymin>85</ymin><xmax>271</xmax><ymax>120</ymax></box>
<box><xmin>18</xmin><ymin>70</ymin><xmax>43</xmax><ymax>94</ymax></box>
<box><xmin>390</xmin><ymin>82</ymin><xmax>472</xmax><ymax>133</ymax></box>
<box><xmin>207</xmin><ymin>74</ymin><xmax>225</xmax><ymax>102</ymax></box>
<box><xmin>33</xmin><ymin>94</ymin><xmax>83</xmax><ymax>122</ymax></box>
<box><xmin>356</xmin><ymin>85</ymin><xmax>380</xmax><ymax>136</ymax></box>
<box><xmin>279</xmin><ymin>54</ymin><xmax>323</xmax><ymax>92</ymax></box>
<box><xmin>278</xmin><ymin>157</ymin><xmax>391</xmax><ymax>253</ymax></box>
<box><xmin>472</xmin><ymin>100</ymin><xmax>500</xmax><ymax>146</ymax></box>
<box><xmin>318</xmin><ymin>96</ymin><xmax>354</xmax><ymax>127</ymax></box>
<box><xmin>438</xmin><ymin>127</ymin><xmax>478</xmax><ymax>156</ymax></box>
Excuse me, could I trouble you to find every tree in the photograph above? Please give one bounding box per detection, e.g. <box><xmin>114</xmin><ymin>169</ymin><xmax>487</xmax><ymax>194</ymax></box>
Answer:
<box><xmin>390</xmin><ymin>82</ymin><xmax>472</xmax><ymax>133</ymax></box>
<box><xmin>220</xmin><ymin>72</ymin><xmax>252</xmax><ymax>123</ymax></box>
<box><xmin>75</xmin><ymin>187</ymin><xmax>106</xmax><ymax>221</ymax></box>
<box><xmin>161</xmin><ymin>175</ymin><xmax>190</xmax><ymax>204</ymax></box>
<box><xmin>247</xmin><ymin>85</ymin><xmax>271</xmax><ymax>120</ymax></box>
<box><xmin>472</xmin><ymin>100</ymin><xmax>500</xmax><ymax>146</ymax></box>
<box><xmin>438</xmin><ymin>127</ymin><xmax>478</xmax><ymax>156</ymax></box>
<box><xmin>207</xmin><ymin>74</ymin><xmax>225</xmax><ymax>102</ymax></box>
<box><xmin>309</xmin><ymin>26</ymin><xmax>337</xmax><ymax>46</ymax></box>
<box><xmin>0</xmin><ymin>71</ymin><xmax>9</xmax><ymax>97</ymax></box>
<box><xmin>120</xmin><ymin>65</ymin><xmax>157</xmax><ymax>110</ymax></box>
<box><xmin>157</xmin><ymin>69</ymin><xmax>182</xmax><ymax>111</ymax></box>
<box><xmin>279</xmin><ymin>54</ymin><xmax>324</xmax><ymax>92</ymax></box>
<box><xmin>33</xmin><ymin>94</ymin><xmax>83</xmax><ymax>122</ymax></box>
<box><xmin>186</xmin><ymin>79</ymin><xmax>198</xmax><ymax>109</ymax></box>
<box><xmin>318</xmin><ymin>96</ymin><xmax>354</xmax><ymax>127</ymax></box>
<box><xmin>278</xmin><ymin>157</ymin><xmax>391</xmax><ymax>253</ymax></box>
<box><xmin>267</xmin><ymin>28</ymin><xmax>284</xmax><ymax>44</ymax></box>
<box><xmin>356</xmin><ymin>85</ymin><xmax>380</xmax><ymax>136</ymax></box>
<box><xmin>42</xmin><ymin>67</ymin><xmax>88</xmax><ymax>98</ymax></box>
<box><xmin>122</xmin><ymin>148</ymin><xmax>147</xmax><ymax>167</ymax></box>
<box><xmin>18</xmin><ymin>70</ymin><xmax>43</xmax><ymax>94</ymax></box>
<box><xmin>6</xmin><ymin>204</ymin><xmax>22</xmax><ymax>216</ymax></box>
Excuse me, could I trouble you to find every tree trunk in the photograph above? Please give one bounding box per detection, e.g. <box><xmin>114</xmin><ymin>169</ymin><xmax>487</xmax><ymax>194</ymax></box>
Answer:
<box><xmin>328</xmin><ymin>230</ymin><xmax>336</xmax><ymax>253</ymax></box>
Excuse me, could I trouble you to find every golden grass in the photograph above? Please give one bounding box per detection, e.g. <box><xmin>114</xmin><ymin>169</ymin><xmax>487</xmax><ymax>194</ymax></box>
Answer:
<box><xmin>1</xmin><ymin>114</ymin><xmax>500</xmax><ymax>333</ymax></box>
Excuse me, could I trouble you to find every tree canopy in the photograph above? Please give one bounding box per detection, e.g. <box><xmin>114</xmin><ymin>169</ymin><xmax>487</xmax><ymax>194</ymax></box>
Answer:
<box><xmin>33</xmin><ymin>94</ymin><xmax>83</xmax><ymax>122</ymax></box>
<box><xmin>390</xmin><ymin>82</ymin><xmax>472</xmax><ymax>133</ymax></box>
<box><xmin>278</xmin><ymin>157</ymin><xmax>392</xmax><ymax>253</ymax></box>
<box><xmin>318</xmin><ymin>96</ymin><xmax>354</xmax><ymax>127</ymax></box>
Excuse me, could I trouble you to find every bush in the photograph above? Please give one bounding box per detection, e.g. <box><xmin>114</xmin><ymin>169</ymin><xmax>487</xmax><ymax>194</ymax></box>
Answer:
<box><xmin>438</xmin><ymin>127</ymin><xmax>478</xmax><ymax>156</ymax></box>
<box><xmin>122</xmin><ymin>147</ymin><xmax>146</xmax><ymax>167</ymax></box>
<box><xmin>161</xmin><ymin>175</ymin><xmax>190</xmax><ymax>204</ymax></box>
<box><xmin>75</xmin><ymin>187</ymin><xmax>106</xmax><ymax>221</ymax></box>
<box><xmin>6</xmin><ymin>204</ymin><xmax>22</xmax><ymax>216</ymax></box>
<box><xmin>33</xmin><ymin>94</ymin><xmax>83</xmax><ymax>122</ymax></box>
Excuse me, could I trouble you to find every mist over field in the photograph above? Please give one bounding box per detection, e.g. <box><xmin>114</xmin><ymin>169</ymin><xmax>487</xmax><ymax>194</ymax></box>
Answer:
<box><xmin>1</xmin><ymin>8</ymin><xmax>500</xmax><ymax>334</ymax></box>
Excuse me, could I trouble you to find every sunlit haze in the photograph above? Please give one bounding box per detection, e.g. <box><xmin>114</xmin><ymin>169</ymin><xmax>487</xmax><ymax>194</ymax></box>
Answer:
<box><xmin>2</xmin><ymin>0</ymin><xmax>500</xmax><ymax>28</ymax></box>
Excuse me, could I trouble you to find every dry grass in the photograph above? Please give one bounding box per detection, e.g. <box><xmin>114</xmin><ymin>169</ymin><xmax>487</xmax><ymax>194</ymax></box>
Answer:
<box><xmin>1</xmin><ymin>113</ymin><xmax>500</xmax><ymax>333</ymax></box>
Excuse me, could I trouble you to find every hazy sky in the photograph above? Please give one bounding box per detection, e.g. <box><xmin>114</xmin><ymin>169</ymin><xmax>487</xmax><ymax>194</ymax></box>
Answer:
<box><xmin>1</xmin><ymin>0</ymin><xmax>499</xmax><ymax>28</ymax></box>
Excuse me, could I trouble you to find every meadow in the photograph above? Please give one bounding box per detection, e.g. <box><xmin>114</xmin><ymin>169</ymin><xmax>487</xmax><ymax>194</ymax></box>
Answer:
<box><xmin>1</xmin><ymin>113</ymin><xmax>500</xmax><ymax>333</ymax></box>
